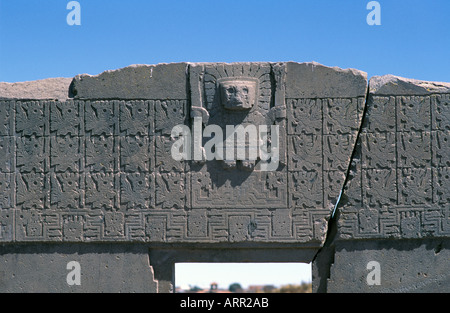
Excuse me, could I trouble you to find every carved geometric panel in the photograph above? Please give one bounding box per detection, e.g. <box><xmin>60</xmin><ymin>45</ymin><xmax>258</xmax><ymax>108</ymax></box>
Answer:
<box><xmin>0</xmin><ymin>100</ymin><xmax>14</xmax><ymax>136</ymax></box>
<box><xmin>0</xmin><ymin>173</ymin><xmax>14</xmax><ymax>209</ymax></box>
<box><xmin>1</xmin><ymin>62</ymin><xmax>373</xmax><ymax>245</ymax></box>
<box><xmin>362</xmin><ymin>169</ymin><xmax>397</xmax><ymax>208</ymax></box>
<box><xmin>191</xmin><ymin>170</ymin><xmax>287</xmax><ymax>209</ymax></box>
<box><xmin>50</xmin><ymin>136</ymin><xmax>83</xmax><ymax>172</ymax></box>
<box><xmin>323</xmin><ymin>134</ymin><xmax>356</xmax><ymax>171</ymax></box>
<box><xmin>397</xmin><ymin>96</ymin><xmax>431</xmax><ymax>131</ymax></box>
<box><xmin>432</xmin><ymin>131</ymin><xmax>450</xmax><ymax>167</ymax></box>
<box><xmin>0</xmin><ymin>209</ymin><xmax>14</xmax><ymax>241</ymax></box>
<box><xmin>62</xmin><ymin>214</ymin><xmax>85</xmax><ymax>241</ymax></box>
<box><xmin>287</xmin><ymin>99</ymin><xmax>322</xmax><ymax>135</ymax></box>
<box><xmin>289</xmin><ymin>171</ymin><xmax>323</xmax><ymax>210</ymax></box>
<box><xmin>155</xmin><ymin>173</ymin><xmax>186</xmax><ymax>209</ymax></box>
<box><xmin>120</xmin><ymin>100</ymin><xmax>153</xmax><ymax>136</ymax></box>
<box><xmin>85</xmin><ymin>173</ymin><xmax>118</xmax><ymax>210</ymax></box>
<box><xmin>85</xmin><ymin>136</ymin><xmax>118</xmax><ymax>172</ymax></box>
<box><xmin>288</xmin><ymin>134</ymin><xmax>322</xmax><ymax>171</ymax></box>
<box><xmin>154</xmin><ymin>100</ymin><xmax>186</xmax><ymax>135</ymax></box>
<box><xmin>120</xmin><ymin>173</ymin><xmax>155</xmax><ymax>210</ymax></box>
<box><xmin>324</xmin><ymin>170</ymin><xmax>346</xmax><ymax>206</ymax></box>
<box><xmin>363</xmin><ymin>96</ymin><xmax>396</xmax><ymax>133</ymax></box>
<box><xmin>397</xmin><ymin>131</ymin><xmax>431</xmax><ymax>168</ymax></box>
<box><xmin>50</xmin><ymin>173</ymin><xmax>83</xmax><ymax>210</ymax></box>
<box><xmin>155</xmin><ymin>136</ymin><xmax>185</xmax><ymax>173</ymax></box>
<box><xmin>85</xmin><ymin>100</ymin><xmax>118</xmax><ymax>136</ymax></box>
<box><xmin>361</xmin><ymin>132</ymin><xmax>395</xmax><ymax>169</ymax></box>
<box><xmin>16</xmin><ymin>173</ymin><xmax>49</xmax><ymax>210</ymax></box>
<box><xmin>398</xmin><ymin>168</ymin><xmax>432</xmax><ymax>205</ymax></box>
<box><xmin>16</xmin><ymin>101</ymin><xmax>48</xmax><ymax>136</ymax></box>
<box><xmin>433</xmin><ymin>167</ymin><xmax>450</xmax><ymax>204</ymax></box>
<box><xmin>323</xmin><ymin>98</ymin><xmax>362</xmax><ymax>135</ymax></box>
<box><xmin>50</xmin><ymin>100</ymin><xmax>83</xmax><ymax>136</ymax></box>
<box><xmin>120</xmin><ymin>136</ymin><xmax>154</xmax><ymax>172</ymax></box>
<box><xmin>0</xmin><ymin>136</ymin><xmax>14</xmax><ymax>173</ymax></box>
<box><xmin>432</xmin><ymin>94</ymin><xmax>450</xmax><ymax>131</ymax></box>
<box><xmin>338</xmin><ymin>90</ymin><xmax>450</xmax><ymax>240</ymax></box>
<box><xmin>16</xmin><ymin>136</ymin><xmax>49</xmax><ymax>173</ymax></box>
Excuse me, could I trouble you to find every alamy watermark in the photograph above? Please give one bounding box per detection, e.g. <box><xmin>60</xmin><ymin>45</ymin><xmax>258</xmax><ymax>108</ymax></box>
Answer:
<box><xmin>67</xmin><ymin>1</ymin><xmax>81</xmax><ymax>26</ymax></box>
<box><xmin>171</xmin><ymin>117</ymin><xmax>280</xmax><ymax>172</ymax></box>
<box><xmin>367</xmin><ymin>1</ymin><xmax>381</xmax><ymax>26</ymax></box>
<box><xmin>66</xmin><ymin>261</ymin><xmax>81</xmax><ymax>286</ymax></box>
<box><xmin>366</xmin><ymin>261</ymin><xmax>381</xmax><ymax>286</ymax></box>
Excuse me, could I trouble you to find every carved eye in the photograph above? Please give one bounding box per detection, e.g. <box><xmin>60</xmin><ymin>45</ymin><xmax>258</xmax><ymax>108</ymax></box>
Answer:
<box><xmin>243</xmin><ymin>88</ymin><xmax>249</xmax><ymax>94</ymax></box>
<box><xmin>227</xmin><ymin>87</ymin><xmax>235</xmax><ymax>93</ymax></box>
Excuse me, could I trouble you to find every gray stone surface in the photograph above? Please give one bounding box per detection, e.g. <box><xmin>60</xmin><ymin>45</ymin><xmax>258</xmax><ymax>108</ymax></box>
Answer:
<box><xmin>0</xmin><ymin>62</ymin><xmax>367</xmax><ymax>246</ymax></box>
<box><xmin>337</xmin><ymin>75</ymin><xmax>450</xmax><ymax>240</ymax></box>
<box><xmin>311</xmin><ymin>73</ymin><xmax>450</xmax><ymax>293</ymax></box>
<box><xmin>0</xmin><ymin>244</ymin><xmax>156</xmax><ymax>293</ymax></box>
<box><xmin>370</xmin><ymin>74</ymin><xmax>450</xmax><ymax>96</ymax></box>
<box><xmin>314</xmin><ymin>239</ymin><xmax>450</xmax><ymax>293</ymax></box>
<box><xmin>71</xmin><ymin>63</ymin><xmax>188</xmax><ymax>100</ymax></box>
<box><xmin>1</xmin><ymin>63</ymin><xmax>449</xmax><ymax>293</ymax></box>
<box><xmin>286</xmin><ymin>62</ymin><xmax>368</xmax><ymax>98</ymax></box>
<box><xmin>0</xmin><ymin>77</ymin><xmax>73</xmax><ymax>101</ymax></box>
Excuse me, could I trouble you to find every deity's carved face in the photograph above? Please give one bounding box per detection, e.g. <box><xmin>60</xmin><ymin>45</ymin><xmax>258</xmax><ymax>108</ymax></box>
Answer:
<box><xmin>219</xmin><ymin>78</ymin><xmax>257</xmax><ymax>111</ymax></box>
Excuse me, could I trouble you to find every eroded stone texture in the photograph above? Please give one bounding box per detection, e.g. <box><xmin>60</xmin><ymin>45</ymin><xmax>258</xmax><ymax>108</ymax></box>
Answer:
<box><xmin>71</xmin><ymin>63</ymin><xmax>188</xmax><ymax>100</ymax></box>
<box><xmin>0</xmin><ymin>244</ymin><xmax>157</xmax><ymax>293</ymax></box>
<box><xmin>324</xmin><ymin>240</ymin><xmax>450</xmax><ymax>293</ymax></box>
<box><xmin>185</xmin><ymin>62</ymin><xmax>366</xmax><ymax>244</ymax></box>
<box><xmin>1</xmin><ymin>63</ymin><xmax>450</xmax><ymax>293</ymax></box>
<box><xmin>0</xmin><ymin>78</ymin><xmax>73</xmax><ymax>101</ymax></box>
<box><xmin>337</xmin><ymin>75</ymin><xmax>450</xmax><ymax>240</ymax></box>
<box><xmin>0</xmin><ymin>62</ymin><xmax>367</xmax><ymax>245</ymax></box>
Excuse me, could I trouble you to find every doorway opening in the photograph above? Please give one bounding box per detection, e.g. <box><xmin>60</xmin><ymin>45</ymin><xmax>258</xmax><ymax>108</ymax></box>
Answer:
<box><xmin>175</xmin><ymin>262</ymin><xmax>312</xmax><ymax>293</ymax></box>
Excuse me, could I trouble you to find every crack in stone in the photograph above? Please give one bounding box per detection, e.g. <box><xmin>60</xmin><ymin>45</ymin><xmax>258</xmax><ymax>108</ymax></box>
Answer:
<box><xmin>312</xmin><ymin>83</ymin><xmax>370</xmax><ymax>292</ymax></box>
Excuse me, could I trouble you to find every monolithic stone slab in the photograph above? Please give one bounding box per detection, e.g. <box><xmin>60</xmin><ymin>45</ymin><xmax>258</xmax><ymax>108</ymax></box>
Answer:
<box><xmin>184</xmin><ymin>62</ymin><xmax>366</xmax><ymax>245</ymax></box>
<box><xmin>0</xmin><ymin>62</ymin><xmax>366</xmax><ymax>247</ymax></box>
<box><xmin>4</xmin><ymin>62</ymin><xmax>450</xmax><ymax>294</ymax></box>
<box><xmin>337</xmin><ymin>75</ymin><xmax>450</xmax><ymax>241</ymax></box>
<box><xmin>370</xmin><ymin>74</ymin><xmax>450</xmax><ymax>96</ymax></box>
<box><xmin>0</xmin><ymin>244</ymin><xmax>157</xmax><ymax>293</ymax></box>
<box><xmin>286</xmin><ymin>62</ymin><xmax>368</xmax><ymax>98</ymax></box>
<box><xmin>314</xmin><ymin>239</ymin><xmax>450</xmax><ymax>293</ymax></box>
<box><xmin>0</xmin><ymin>77</ymin><xmax>73</xmax><ymax>101</ymax></box>
<box><xmin>71</xmin><ymin>63</ymin><xmax>188</xmax><ymax>100</ymax></box>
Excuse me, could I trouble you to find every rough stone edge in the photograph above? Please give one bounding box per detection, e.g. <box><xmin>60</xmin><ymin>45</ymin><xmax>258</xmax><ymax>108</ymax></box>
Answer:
<box><xmin>285</xmin><ymin>61</ymin><xmax>368</xmax><ymax>98</ymax></box>
<box><xmin>0</xmin><ymin>77</ymin><xmax>73</xmax><ymax>101</ymax></box>
<box><xmin>70</xmin><ymin>62</ymin><xmax>189</xmax><ymax>100</ymax></box>
<box><xmin>0</xmin><ymin>61</ymin><xmax>370</xmax><ymax>101</ymax></box>
<box><xmin>370</xmin><ymin>74</ymin><xmax>450</xmax><ymax>96</ymax></box>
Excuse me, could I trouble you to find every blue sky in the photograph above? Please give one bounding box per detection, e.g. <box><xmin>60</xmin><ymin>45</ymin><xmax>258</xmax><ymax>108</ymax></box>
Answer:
<box><xmin>1</xmin><ymin>0</ymin><xmax>449</xmax><ymax>83</ymax></box>
<box><xmin>0</xmin><ymin>0</ymin><xmax>448</xmax><ymax>290</ymax></box>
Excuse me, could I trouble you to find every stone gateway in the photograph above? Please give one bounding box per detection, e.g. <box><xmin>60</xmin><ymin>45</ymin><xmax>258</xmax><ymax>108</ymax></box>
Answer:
<box><xmin>0</xmin><ymin>62</ymin><xmax>448</xmax><ymax>292</ymax></box>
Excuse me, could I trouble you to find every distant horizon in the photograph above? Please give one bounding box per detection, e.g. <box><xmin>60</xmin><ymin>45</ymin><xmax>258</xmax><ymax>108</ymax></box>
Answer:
<box><xmin>175</xmin><ymin>263</ymin><xmax>312</xmax><ymax>291</ymax></box>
